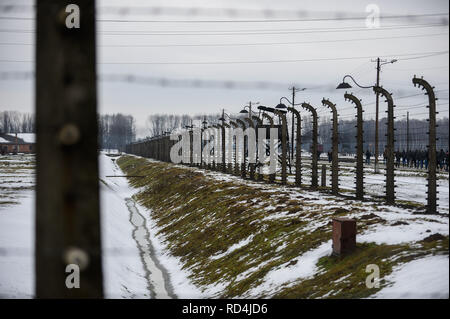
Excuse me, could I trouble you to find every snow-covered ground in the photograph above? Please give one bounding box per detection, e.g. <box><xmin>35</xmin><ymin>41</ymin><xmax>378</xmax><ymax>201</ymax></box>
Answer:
<box><xmin>191</xmin><ymin>163</ymin><xmax>448</xmax><ymax>298</ymax></box>
<box><xmin>100</xmin><ymin>154</ymin><xmax>157</xmax><ymax>298</ymax></box>
<box><xmin>270</xmin><ymin>157</ymin><xmax>449</xmax><ymax>213</ymax></box>
<box><xmin>0</xmin><ymin>153</ymin><xmax>202</xmax><ymax>298</ymax></box>
<box><xmin>372</xmin><ymin>255</ymin><xmax>449</xmax><ymax>299</ymax></box>
<box><xmin>0</xmin><ymin>154</ymin><xmax>35</xmax><ymax>298</ymax></box>
<box><xmin>0</xmin><ymin>153</ymin><xmax>448</xmax><ymax>298</ymax></box>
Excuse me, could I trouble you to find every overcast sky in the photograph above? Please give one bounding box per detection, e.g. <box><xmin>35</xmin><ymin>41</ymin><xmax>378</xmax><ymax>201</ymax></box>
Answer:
<box><xmin>0</xmin><ymin>0</ymin><xmax>448</xmax><ymax>137</ymax></box>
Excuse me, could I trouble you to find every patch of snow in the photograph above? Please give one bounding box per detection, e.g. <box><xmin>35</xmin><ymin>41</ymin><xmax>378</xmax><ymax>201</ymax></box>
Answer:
<box><xmin>210</xmin><ymin>234</ymin><xmax>255</xmax><ymax>260</ymax></box>
<box><xmin>16</xmin><ymin>134</ymin><xmax>35</xmax><ymax>144</ymax></box>
<box><xmin>245</xmin><ymin>241</ymin><xmax>332</xmax><ymax>297</ymax></box>
<box><xmin>0</xmin><ymin>191</ymin><xmax>34</xmax><ymax>298</ymax></box>
<box><xmin>355</xmin><ymin>206</ymin><xmax>448</xmax><ymax>245</ymax></box>
<box><xmin>373</xmin><ymin>254</ymin><xmax>449</xmax><ymax>299</ymax></box>
<box><xmin>99</xmin><ymin>154</ymin><xmax>152</xmax><ymax>298</ymax></box>
<box><xmin>4</xmin><ymin>133</ymin><xmax>35</xmax><ymax>144</ymax></box>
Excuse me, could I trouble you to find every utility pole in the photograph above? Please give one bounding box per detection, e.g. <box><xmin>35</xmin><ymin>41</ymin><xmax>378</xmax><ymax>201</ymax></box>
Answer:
<box><xmin>245</xmin><ymin>101</ymin><xmax>259</xmax><ymax>119</ymax></box>
<box><xmin>36</xmin><ymin>0</ymin><xmax>103</xmax><ymax>298</ymax></box>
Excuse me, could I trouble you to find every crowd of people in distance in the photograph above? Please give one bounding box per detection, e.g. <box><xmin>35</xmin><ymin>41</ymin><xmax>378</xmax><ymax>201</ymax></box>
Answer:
<box><xmin>390</xmin><ymin>149</ymin><xmax>449</xmax><ymax>171</ymax></box>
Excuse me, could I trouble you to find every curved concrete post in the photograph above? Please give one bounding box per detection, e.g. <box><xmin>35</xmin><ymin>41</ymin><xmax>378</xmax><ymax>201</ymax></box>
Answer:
<box><xmin>373</xmin><ymin>86</ymin><xmax>396</xmax><ymax>205</ymax></box>
<box><xmin>252</xmin><ymin>115</ymin><xmax>264</xmax><ymax>181</ymax></box>
<box><xmin>236</xmin><ymin>119</ymin><xmax>247</xmax><ymax>179</ymax></box>
<box><xmin>262</xmin><ymin>113</ymin><xmax>275</xmax><ymax>183</ymax></box>
<box><xmin>200</xmin><ymin>128</ymin><xmax>204</xmax><ymax>168</ymax></box>
<box><xmin>210</xmin><ymin>125</ymin><xmax>216</xmax><ymax>170</ymax></box>
<box><xmin>229</xmin><ymin>121</ymin><xmax>239</xmax><ymax>176</ymax></box>
<box><xmin>321</xmin><ymin>98</ymin><xmax>339</xmax><ymax>195</ymax></box>
<box><xmin>274</xmin><ymin>110</ymin><xmax>288</xmax><ymax>185</ymax></box>
<box><xmin>344</xmin><ymin>93</ymin><xmax>364</xmax><ymax>200</ymax></box>
<box><xmin>213</xmin><ymin>124</ymin><xmax>221</xmax><ymax>171</ymax></box>
<box><xmin>301</xmin><ymin>103</ymin><xmax>318</xmax><ymax>190</ymax></box>
<box><xmin>412</xmin><ymin>76</ymin><xmax>438</xmax><ymax>214</ymax></box>
<box><xmin>216</xmin><ymin>123</ymin><xmax>225</xmax><ymax>172</ymax></box>
<box><xmin>244</xmin><ymin>118</ymin><xmax>256</xmax><ymax>180</ymax></box>
<box><xmin>206</xmin><ymin>126</ymin><xmax>213</xmax><ymax>169</ymax></box>
<box><xmin>222</xmin><ymin>123</ymin><xmax>231</xmax><ymax>173</ymax></box>
<box><xmin>188</xmin><ymin>130</ymin><xmax>193</xmax><ymax>166</ymax></box>
<box><xmin>287</xmin><ymin>107</ymin><xmax>301</xmax><ymax>187</ymax></box>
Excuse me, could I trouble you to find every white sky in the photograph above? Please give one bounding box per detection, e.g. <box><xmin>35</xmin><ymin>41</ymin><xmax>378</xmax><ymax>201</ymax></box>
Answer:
<box><xmin>0</xmin><ymin>0</ymin><xmax>448</xmax><ymax>137</ymax></box>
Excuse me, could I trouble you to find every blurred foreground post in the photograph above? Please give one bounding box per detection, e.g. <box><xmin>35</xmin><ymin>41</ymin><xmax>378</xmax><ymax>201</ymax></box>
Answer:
<box><xmin>35</xmin><ymin>0</ymin><xmax>103</xmax><ymax>298</ymax></box>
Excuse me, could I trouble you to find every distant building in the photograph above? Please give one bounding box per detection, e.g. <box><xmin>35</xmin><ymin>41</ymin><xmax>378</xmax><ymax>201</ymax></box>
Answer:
<box><xmin>0</xmin><ymin>133</ymin><xmax>35</xmax><ymax>155</ymax></box>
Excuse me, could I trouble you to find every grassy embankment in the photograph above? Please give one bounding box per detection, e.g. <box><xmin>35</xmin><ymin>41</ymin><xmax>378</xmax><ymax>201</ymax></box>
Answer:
<box><xmin>117</xmin><ymin>155</ymin><xmax>448</xmax><ymax>298</ymax></box>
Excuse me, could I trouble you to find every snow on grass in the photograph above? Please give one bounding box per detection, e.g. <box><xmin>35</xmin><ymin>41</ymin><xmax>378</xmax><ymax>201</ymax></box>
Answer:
<box><xmin>118</xmin><ymin>155</ymin><xmax>449</xmax><ymax>298</ymax></box>
<box><xmin>210</xmin><ymin>234</ymin><xmax>255</xmax><ymax>260</ymax></box>
<box><xmin>243</xmin><ymin>241</ymin><xmax>332</xmax><ymax>297</ymax></box>
<box><xmin>351</xmin><ymin>206</ymin><xmax>449</xmax><ymax>245</ymax></box>
<box><xmin>373</xmin><ymin>254</ymin><xmax>449</xmax><ymax>299</ymax></box>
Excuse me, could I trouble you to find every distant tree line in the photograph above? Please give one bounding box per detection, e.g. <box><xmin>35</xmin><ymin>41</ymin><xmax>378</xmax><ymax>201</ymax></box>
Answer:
<box><xmin>145</xmin><ymin>113</ymin><xmax>220</xmax><ymax>138</ymax></box>
<box><xmin>98</xmin><ymin>113</ymin><xmax>136</xmax><ymax>151</ymax></box>
<box><xmin>0</xmin><ymin>111</ymin><xmax>35</xmax><ymax>133</ymax></box>
<box><xmin>2</xmin><ymin>110</ymin><xmax>447</xmax><ymax>154</ymax></box>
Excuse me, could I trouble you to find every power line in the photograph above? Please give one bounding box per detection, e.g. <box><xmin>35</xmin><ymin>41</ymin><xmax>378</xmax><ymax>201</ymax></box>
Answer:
<box><xmin>0</xmin><ymin>12</ymin><xmax>448</xmax><ymax>23</ymax></box>
<box><xmin>1</xmin><ymin>50</ymin><xmax>447</xmax><ymax>65</ymax></box>
<box><xmin>2</xmin><ymin>32</ymin><xmax>447</xmax><ymax>48</ymax></box>
<box><xmin>0</xmin><ymin>71</ymin><xmax>310</xmax><ymax>91</ymax></box>
<box><xmin>361</xmin><ymin>89</ymin><xmax>450</xmax><ymax>107</ymax></box>
<box><xmin>0</xmin><ymin>23</ymin><xmax>447</xmax><ymax>36</ymax></box>
<box><xmin>400</xmin><ymin>52</ymin><xmax>450</xmax><ymax>61</ymax></box>
<box><xmin>62</xmin><ymin>23</ymin><xmax>450</xmax><ymax>36</ymax></box>
<box><xmin>0</xmin><ymin>4</ymin><xmax>448</xmax><ymax>23</ymax></box>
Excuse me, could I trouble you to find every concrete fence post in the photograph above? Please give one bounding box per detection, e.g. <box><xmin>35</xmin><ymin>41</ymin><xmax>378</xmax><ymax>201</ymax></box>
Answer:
<box><xmin>274</xmin><ymin>110</ymin><xmax>288</xmax><ymax>185</ymax></box>
<box><xmin>301</xmin><ymin>103</ymin><xmax>318</xmax><ymax>190</ymax></box>
<box><xmin>344</xmin><ymin>93</ymin><xmax>364</xmax><ymax>200</ymax></box>
<box><xmin>413</xmin><ymin>76</ymin><xmax>438</xmax><ymax>214</ymax></box>
<box><xmin>229</xmin><ymin>121</ymin><xmax>239</xmax><ymax>176</ymax></box>
<box><xmin>373</xmin><ymin>86</ymin><xmax>396</xmax><ymax>205</ymax></box>
<box><xmin>321</xmin><ymin>164</ymin><xmax>327</xmax><ymax>187</ymax></box>
<box><xmin>321</xmin><ymin>99</ymin><xmax>339</xmax><ymax>195</ymax></box>
<box><xmin>244</xmin><ymin>117</ymin><xmax>256</xmax><ymax>180</ymax></box>
<box><xmin>252</xmin><ymin>115</ymin><xmax>264</xmax><ymax>181</ymax></box>
<box><xmin>262</xmin><ymin>113</ymin><xmax>275</xmax><ymax>183</ymax></box>
<box><xmin>287</xmin><ymin>107</ymin><xmax>302</xmax><ymax>187</ymax></box>
<box><xmin>236</xmin><ymin>119</ymin><xmax>247</xmax><ymax>179</ymax></box>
